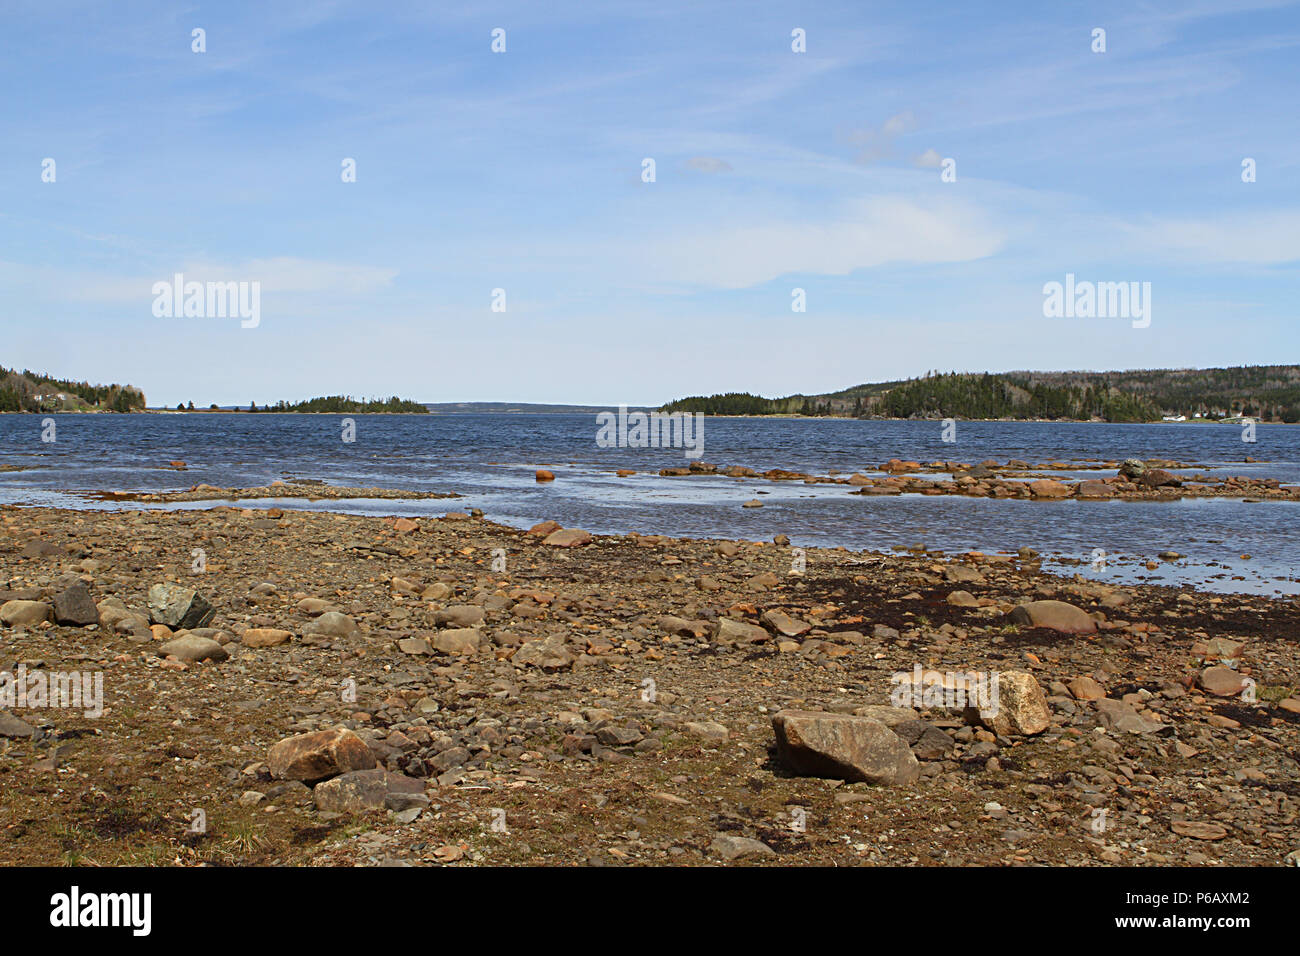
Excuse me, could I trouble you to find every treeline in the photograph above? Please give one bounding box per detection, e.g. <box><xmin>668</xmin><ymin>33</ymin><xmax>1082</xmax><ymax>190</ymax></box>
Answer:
<box><xmin>0</xmin><ymin>366</ymin><xmax>146</xmax><ymax>413</ymax></box>
<box><xmin>875</xmin><ymin>374</ymin><xmax>1159</xmax><ymax>422</ymax></box>
<box><xmin>256</xmin><ymin>395</ymin><xmax>429</xmax><ymax>414</ymax></box>
<box><xmin>662</xmin><ymin>366</ymin><xmax>1300</xmax><ymax>423</ymax></box>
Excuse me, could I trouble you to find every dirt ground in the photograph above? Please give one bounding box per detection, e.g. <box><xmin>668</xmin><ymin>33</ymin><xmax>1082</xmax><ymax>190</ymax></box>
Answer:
<box><xmin>1</xmin><ymin>504</ymin><xmax>1296</xmax><ymax>866</ymax></box>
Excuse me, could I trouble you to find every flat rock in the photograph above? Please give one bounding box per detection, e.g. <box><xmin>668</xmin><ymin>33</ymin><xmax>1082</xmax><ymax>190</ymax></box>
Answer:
<box><xmin>1028</xmin><ymin>479</ymin><xmax>1072</xmax><ymax>498</ymax></box>
<box><xmin>542</xmin><ymin>529</ymin><xmax>592</xmax><ymax>547</ymax></box>
<box><xmin>709</xmin><ymin>834</ymin><xmax>774</xmax><ymax>861</ymax></box>
<box><xmin>1067</xmin><ymin>675</ymin><xmax>1106</xmax><ymax>701</ymax></box>
<box><xmin>1095</xmin><ymin>697</ymin><xmax>1166</xmax><ymax>735</ymax></box>
<box><xmin>1200</xmin><ymin>665</ymin><xmax>1246</xmax><ymax>697</ymax></box>
<box><xmin>242</xmin><ymin>627</ymin><xmax>293</xmax><ymax>648</ymax></box>
<box><xmin>312</xmin><ymin>768</ymin><xmax>426</xmax><ymax>813</ymax></box>
<box><xmin>0</xmin><ymin>711</ymin><xmax>36</xmax><ymax>738</ymax></box>
<box><xmin>432</xmin><ymin>605</ymin><xmax>485</xmax><ymax>628</ymax></box>
<box><xmin>158</xmin><ymin>634</ymin><xmax>229</xmax><ymax>662</ymax></box>
<box><xmin>1171</xmin><ymin>820</ymin><xmax>1228</xmax><ymax>841</ymax></box>
<box><xmin>760</xmin><ymin>609</ymin><xmax>811</xmax><ymax>637</ymax></box>
<box><xmin>713</xmin><ymin>617</ymin><xmax>769</xmax><ymax>644</ymax></box>
<box><xmin>511</xmin><ymin>638</ymin><xmax>574</xmax><ymax>670</ymax></box>
<box><xmin>684</xmin><ymin>720</ymin><xmax>729</xmax><ymax>742</ymax></box>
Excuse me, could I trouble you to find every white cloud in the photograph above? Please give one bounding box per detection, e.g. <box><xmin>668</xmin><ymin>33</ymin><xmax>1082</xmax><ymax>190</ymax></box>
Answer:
<box><xmin>645</xmin><ymin>196</ymin><xmax>1006</xmax><ymax>288</ymax></box>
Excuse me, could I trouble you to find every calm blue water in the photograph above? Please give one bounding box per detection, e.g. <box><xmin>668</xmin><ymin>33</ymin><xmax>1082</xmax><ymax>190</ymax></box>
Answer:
<box><xmin>1</xmin><ymin>413</ymin><xmax>1297</xmax><ymax>596</ymax></box>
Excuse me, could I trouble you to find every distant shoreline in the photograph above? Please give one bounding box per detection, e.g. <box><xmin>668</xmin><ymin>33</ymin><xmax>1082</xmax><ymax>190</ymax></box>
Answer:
<box><xmin>0</xmin><ymin>408</ymin><xmax>1290</xmax><ymax>425</ymax></box>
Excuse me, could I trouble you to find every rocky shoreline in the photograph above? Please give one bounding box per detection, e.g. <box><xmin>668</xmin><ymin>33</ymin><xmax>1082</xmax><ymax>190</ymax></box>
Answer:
<box><xmin>1</xmin><ymin>503</ymin><xmax>1297</xmax><ymax>867</ymax></box>
<box><xmin>79</xmin><ymin>481</ymin><xmax>463</xmax><ymax>504</ymax></box>
<box><xmin>653</xmin><ymin>457</ymin><xmax>1300</xmax><ymax>502</ymax></box>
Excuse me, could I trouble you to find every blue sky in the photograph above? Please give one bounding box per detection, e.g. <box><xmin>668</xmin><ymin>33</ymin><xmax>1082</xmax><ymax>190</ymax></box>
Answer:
<box><xmin>2</xmin><ymin>0</ymin><xmax>1298</xmax><ymax>406</ymax></box>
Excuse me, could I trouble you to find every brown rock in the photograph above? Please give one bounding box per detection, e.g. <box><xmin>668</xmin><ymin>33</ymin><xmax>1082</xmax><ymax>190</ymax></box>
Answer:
<box><xmin>713</xmin><ymin>617</ymin><xmax>770</xmax><ymax>644</ymax></box>
<box><xmin>1171</xmin><ymin>820</ymin><xmax>1227</xmax><ymax>841</ymax></box>
<box><xmin>1200</xmin><ymin>665</ymin><xmax>1246</xmax><ymax>697</ymax></box>
<box><xmin>267</xmin><ymin>727</ymin><xmax>376</xmax><ymax>782</ymax></box>
<box><xmin>1067</xmin><ymin>676</ymin><xmax>1106</xmax><ymax>701</ymax></box>
<box><xmin>760</xmin><ymin>609</ymin><xmax>811</xmax><ymax>637</ymax></box>
<box><xmin>431</xmin><ymin>627</ymin><xmax>481</xmax><ymax>655</ymax></box>
<box><xmin>1028</xmin><ymin>479</ymin><xmax>1072</xmax><ymax>498</ymax></box>
<box><xmin>1075</xmin><ymin>480</ymin><xmax>1115</xmax><ymax>498</ymax></box>
<box><xmin>242</xmin><ymin>627</ymin><xmax>293</xmax><ymax>648</ymax></box>
<box><xmin>946</xmin><ymin>590</ymin><xmax>978</xmax><ymax>607</ymax></box>
<box><xmin>542</xmin><ymin>528</ymin><xmax>592</xmax><ymax>547</ymax></box>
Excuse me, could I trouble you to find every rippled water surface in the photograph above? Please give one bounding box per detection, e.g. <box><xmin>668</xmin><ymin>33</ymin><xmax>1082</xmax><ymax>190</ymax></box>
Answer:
<box><xmin>2</xmin><ymin>413</ymin><xmax>1296</xmax><ymax>596</ymax></box>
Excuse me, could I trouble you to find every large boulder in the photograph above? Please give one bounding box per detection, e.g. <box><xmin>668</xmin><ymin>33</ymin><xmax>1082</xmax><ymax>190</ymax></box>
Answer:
<box><xmin>268</xmin><ymin>727</ymin><xmax>376</xmax><ymax>782</ymax></box>
<box><xmin>1008</xmin><ymin>600</ymin><xmax>1097</xmax><ymax>634</ymax></box>
<box><xmin>0</xmin><ymin>600</ymin><xmax>52</xmax><ymax>627</ymax></box>
<box><xmin>1118</xmin><ymin>459</ymin><xmax>1147</xmax><ymax>479</ymax></box>
<box><xmin>52</xmin><ymin>583</ymin><xmax>99</xmax><ymax>626</ymax></box>
<box><xmin>146</xmin><ymin>584</ymin><xmax>215</xmax><ymax>629</ymax></box>
<box><xmin>771</xmin><ymin>710</ymin><xmax>920</xmax><ymax>786</ymax></box>
<box><xmin>971</xmin><ymin>670</ymin><xmax>1051</xmax><ymax>736</ymax></box>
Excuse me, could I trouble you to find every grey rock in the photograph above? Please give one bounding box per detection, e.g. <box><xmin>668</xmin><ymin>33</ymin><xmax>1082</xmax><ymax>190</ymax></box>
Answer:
<box><xmin>52</xmin><ymin>583</ymin><xmax>99</xmax><ymax>626</ymax></box>
<box><xmin>147</xmin><ymin>584</ymin><xmax>215</xmax><ymax>629</ymax></box>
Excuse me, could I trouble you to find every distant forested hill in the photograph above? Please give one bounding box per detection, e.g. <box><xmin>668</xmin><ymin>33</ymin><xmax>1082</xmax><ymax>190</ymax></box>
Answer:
<box><xmin>0</xmin><ymin>366</ymin><xmax>146</xmax><ymax>412</ymax></box>
<box><xmin>662</xmin><ymin>366</ymin><xmax>1300</xmax><ymax>423</ymax></box>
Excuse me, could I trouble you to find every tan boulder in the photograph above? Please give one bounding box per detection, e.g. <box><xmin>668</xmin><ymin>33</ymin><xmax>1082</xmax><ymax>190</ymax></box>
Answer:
<box><xmin>542</xmin><ymin>528</ymin><xmax>592</xmax><ymax>547</ymax></box>
<box><xmin>1008</xmin><ymin>600</ymin><xmax>1097</xmax><ymax>634</ymax></box>
<box><xmin>772</xmin><ymin>710</ymin><xmax>920</xmax><ymax>785</ymax></box>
